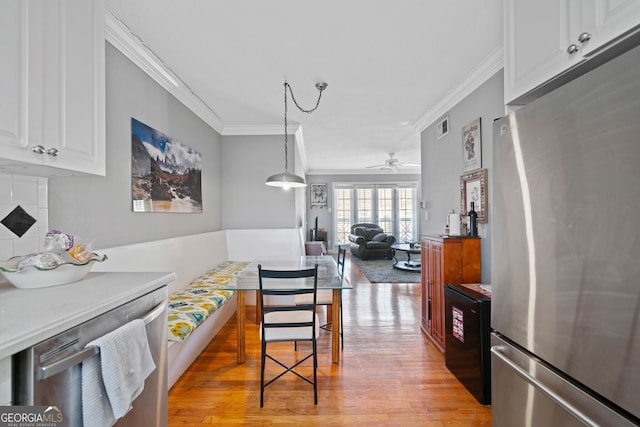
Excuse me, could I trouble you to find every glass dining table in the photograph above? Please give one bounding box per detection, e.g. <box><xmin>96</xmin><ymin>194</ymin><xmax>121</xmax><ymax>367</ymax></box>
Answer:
<box><xmin>225</xmin><ymin>255</ymin><xmax>351</xmax><ymax>364</ymax></box>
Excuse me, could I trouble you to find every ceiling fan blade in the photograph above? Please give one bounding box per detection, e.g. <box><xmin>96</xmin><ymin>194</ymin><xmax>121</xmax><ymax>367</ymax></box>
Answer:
<box><xmin>366</xmin><ymin>153</ymin><xmax>420</xmax><ymax>170</ymax></box>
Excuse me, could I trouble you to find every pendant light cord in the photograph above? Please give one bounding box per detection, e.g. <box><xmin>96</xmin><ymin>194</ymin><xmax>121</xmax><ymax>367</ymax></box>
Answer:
<box><xmin>286</xmin><ymin>82</ymin><xmax>325</xmax><ymax>114</ymax></box>
<box><xmin>283</xmin><ymin>81</ymin><xmax>326</xmax><ymax>173</ymax></box>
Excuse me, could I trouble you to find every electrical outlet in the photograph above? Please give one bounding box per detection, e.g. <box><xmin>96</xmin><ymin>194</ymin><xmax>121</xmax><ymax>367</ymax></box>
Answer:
<box><xmin>424</xmin><ymin>210</ymin><xmax>429</xmax><ymax>221</ymax></box>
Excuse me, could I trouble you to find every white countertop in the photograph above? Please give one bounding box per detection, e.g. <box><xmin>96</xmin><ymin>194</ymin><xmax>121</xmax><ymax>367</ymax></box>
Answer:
<box><xmin>0</xmin><ymin>271</ymin><xmax>176</xmax><ymax>360</ymax></box>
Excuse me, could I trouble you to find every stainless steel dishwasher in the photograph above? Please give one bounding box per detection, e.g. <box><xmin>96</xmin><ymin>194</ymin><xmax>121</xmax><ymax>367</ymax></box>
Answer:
<box><xmin>13</xmin><ymin>286</ymin><xmax>168</xmax><ymax>426</ymax></box>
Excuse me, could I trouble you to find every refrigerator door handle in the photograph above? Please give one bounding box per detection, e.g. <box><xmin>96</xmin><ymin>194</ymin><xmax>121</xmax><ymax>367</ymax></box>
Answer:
<box><xmin>491</xmin><ymin>345</ymin><xmax>599</xmax><ymax>427</ymax></box>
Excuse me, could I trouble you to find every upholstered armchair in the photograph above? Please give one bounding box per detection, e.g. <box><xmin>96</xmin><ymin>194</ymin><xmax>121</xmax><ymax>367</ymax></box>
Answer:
<box><xmin>348</xmin><ymin>223</ymin><xmax>396</xmax><ymax>260</ymax></box>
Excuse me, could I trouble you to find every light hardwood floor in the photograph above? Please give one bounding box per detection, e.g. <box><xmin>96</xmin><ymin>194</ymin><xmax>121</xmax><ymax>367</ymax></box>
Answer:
<box><xmin>168</xmin><ymin>253</ymin><xmax>492</xmax><ymax>426</ymax></box>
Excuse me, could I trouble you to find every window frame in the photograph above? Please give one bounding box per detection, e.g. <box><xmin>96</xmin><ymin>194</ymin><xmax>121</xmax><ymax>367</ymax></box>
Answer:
<box><xmin>332</xmin><ymin>182</ymin><xmax>419</xmax><ymax>246</ymax></box>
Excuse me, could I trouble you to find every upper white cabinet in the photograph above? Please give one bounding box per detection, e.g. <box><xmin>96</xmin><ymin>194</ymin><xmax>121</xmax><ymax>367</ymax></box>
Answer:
<box><xmin>0</xmin><ymin>1</ymin><xmax>29</xmax><ymax>165</ymax></box>
<box><xmin>0</xmin><ymin>0</ymin><xmax>105</xmax><ymax>176</ymax></box>
<box><xmin>505</xmin><ymin>0</ymin><xmax>640</xmax><ymax>105</ymax></box>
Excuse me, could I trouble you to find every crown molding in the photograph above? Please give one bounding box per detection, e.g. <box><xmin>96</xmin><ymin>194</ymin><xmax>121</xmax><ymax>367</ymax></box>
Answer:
<box><xmin>412</xmin><ymin>43</ymin><xmax>504</xmax><ymax>132</ymax></box>
<box><xmin>306</xmin><ymin>168</ymin><xmax>421</xmax><ymax>176</ymax></box>
<box><xmin>104</xmin><ymin>6</ymin><xmax>501</xmax><ymax>170</ymax></box>
<box><xmin>104</xmin><ymin>8</ymin><xmax>225</xmax><ymax>134</ymax></box>
<box><xmin>222</xmin><ymin>124</ymin><xmax>284</xmax><ymax>135</ymax></box>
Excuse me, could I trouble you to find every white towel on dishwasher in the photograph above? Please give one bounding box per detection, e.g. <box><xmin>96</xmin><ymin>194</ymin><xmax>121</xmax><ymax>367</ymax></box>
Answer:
<box><xmin>82</xmin><ymin>318</ymin><xmax>156</xmax><ymax>426</ymax></box>
<box><xmin>82</xmin><ymin>352</ymin><xmax>116</xmax><ymax>427</ymax></box>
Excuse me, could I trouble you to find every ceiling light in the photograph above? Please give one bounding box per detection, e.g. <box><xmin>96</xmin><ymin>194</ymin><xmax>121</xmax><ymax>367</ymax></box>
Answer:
<box><xmin>265</xmin><ymin>81</ymin><xmax>328</xmax><ymax>189</ymax></box>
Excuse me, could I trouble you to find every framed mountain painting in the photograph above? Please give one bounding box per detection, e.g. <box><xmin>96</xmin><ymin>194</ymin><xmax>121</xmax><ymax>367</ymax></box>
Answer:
<box><xmin>131</xmin><ymin>118</ymin><xmax>202</xmax><ymax>213</ymax></box>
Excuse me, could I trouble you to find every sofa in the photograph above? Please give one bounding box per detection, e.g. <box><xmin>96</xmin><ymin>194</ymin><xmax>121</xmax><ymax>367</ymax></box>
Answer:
<box><xmin>348</xmin><ymin>223</ymin><xmax>396</xmax><ymax>260</ymax></box>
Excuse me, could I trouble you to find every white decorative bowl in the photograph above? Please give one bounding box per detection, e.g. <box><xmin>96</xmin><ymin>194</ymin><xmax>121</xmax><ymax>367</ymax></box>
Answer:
<box><xmin>0</xmin><ymin>253</ymin><xmax>108</xmax><ymax>289</ymax></box>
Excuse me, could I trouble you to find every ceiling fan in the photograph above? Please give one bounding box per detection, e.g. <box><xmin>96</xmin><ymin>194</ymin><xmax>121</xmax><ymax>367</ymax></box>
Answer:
<box><xmin>365</xmin><ymin>153</ymin><xmax>420</xmax><ymax>173</ymax></box>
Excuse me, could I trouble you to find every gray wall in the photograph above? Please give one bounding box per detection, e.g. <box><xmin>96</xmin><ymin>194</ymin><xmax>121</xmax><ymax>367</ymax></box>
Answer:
<box><xmin>221</xmin><ymin>134</ymin><xmax>300</xmax><ymax>229</ymax></box>
<box><xmin>420</xmin><ymin>69</ymin><xmax>504</xmax><ymax>283</ymax></box>
<box><xmin>47</xmin><ymin>41</ymin><xmax>503</xmax><ymax>262</ymax></box>
<box><xmin>48</xmin><ymin>43</ymin><xmax>224</xmax><ymax>248</ymax></box>
<box><xmin>306</xmin><ymin>173</ymin><xmax>420</xmax><ymax>249</ymax></box>
<box><xmin>294</xmin><ymin>143</ymin><xmax>306</xmax><ymax>229</ymax></box>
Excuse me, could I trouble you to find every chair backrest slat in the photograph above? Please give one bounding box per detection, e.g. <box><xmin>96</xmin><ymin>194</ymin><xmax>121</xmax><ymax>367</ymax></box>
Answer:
<box><xmin>259</xmin><ymin>268</ymin><xmax>317</xmax><ymax>279</ymax></box>
<box><xmin>258</xmin><ymin>264</ymin><xmax>319</xmax><ymax>335</ymax></box>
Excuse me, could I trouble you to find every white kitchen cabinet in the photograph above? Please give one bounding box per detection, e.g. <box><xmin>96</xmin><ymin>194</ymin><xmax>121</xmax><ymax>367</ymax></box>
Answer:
<box><xmin>0</xmin><ymin>0</ymin><xmax>105</xmax><ymax>176</ymax></box>
<box><xmin>0</xmin><ymin>1</ymin><xmax>30</xmax><ymax>164</ymax></box>
<box><xmin>577</xmin><ymin>1</ymin><xmax>640</xmax><ymax>57</ymax></box>
<box><xmin>504</xmin><ymin>0</ymin><xmax>640</xmax><ymax>105</ymax></box>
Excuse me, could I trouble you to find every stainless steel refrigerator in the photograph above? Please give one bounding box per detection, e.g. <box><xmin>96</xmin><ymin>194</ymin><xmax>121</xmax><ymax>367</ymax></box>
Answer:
<box><xmin>491</xmin><ymin>43</ymin><xmax>640</xmax><ymax>426</ymax></box>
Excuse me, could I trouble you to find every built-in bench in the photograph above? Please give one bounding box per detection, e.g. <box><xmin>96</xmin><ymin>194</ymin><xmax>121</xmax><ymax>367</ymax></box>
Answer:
<box><xmin>93</xmin><ymin>229</ymin><xmax>304</xmax><ymax>389</ymax></box>
<box><xmin>167</xmin><ymin>261</ymin><xmax>247</xmax><ymax>342</ymax></box>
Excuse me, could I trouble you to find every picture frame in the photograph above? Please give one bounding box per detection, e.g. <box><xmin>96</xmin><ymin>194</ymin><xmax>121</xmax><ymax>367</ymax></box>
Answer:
<box><xmin>310</xmin><ymin>183</ymin><xmax>328</xmax><ymax>208</ymax></box>
<box><xmin>436</xmin><ymin>116</ymin><xmax>449</xmax><ymax>140</ymax></box>
<box><xmin>131</xmin><ymin>118</ymin><xmax>202</xmax><ymax>213</ymax></box>
<box><xmin>460</xmin><ymin>168</ymin><xmax>488</xmax><ymax>223</ymax></box>
<box><xmin>462</xmin><ymin>117</ymin><xmax>482</xmax><ymax>172</ymax></box>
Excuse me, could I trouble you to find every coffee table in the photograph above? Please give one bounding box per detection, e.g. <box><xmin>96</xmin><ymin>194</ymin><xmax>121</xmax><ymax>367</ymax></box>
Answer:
<box><xmin>391</xmin><ymin>243</ymin><xmax>421</xmax><ymax>272</ymax></box>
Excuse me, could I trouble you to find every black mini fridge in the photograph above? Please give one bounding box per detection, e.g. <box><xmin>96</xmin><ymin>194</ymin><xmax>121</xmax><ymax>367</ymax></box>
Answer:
<box><xmin>444</xmin><ymin>283</ymin><xmax>491</xmax><ymax>405</ymax></box>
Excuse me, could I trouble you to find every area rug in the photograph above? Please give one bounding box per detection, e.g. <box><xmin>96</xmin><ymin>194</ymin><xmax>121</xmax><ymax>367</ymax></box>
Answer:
<box><xmin>350</xmin><ymin>256</ymin><xmax>420</xmax><ymax>283</ymax></box>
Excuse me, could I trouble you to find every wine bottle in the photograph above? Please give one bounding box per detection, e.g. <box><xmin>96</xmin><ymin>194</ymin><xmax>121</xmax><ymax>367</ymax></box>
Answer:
<box><xmin>468</xmin><ymin>202</ymin><xmax>478</xmax><ymax>237</ymax></box>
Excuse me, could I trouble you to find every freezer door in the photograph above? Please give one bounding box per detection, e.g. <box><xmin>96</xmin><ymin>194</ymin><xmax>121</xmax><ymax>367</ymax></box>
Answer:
<box><xmin>491</xmin><ymin>334</ymin><xmax>637</xmax><ymax>427</ymax></box>
<box><xmin>492</xmin><ymin>43</ymin><xmax>640</xmax><ymax>419</ymax></box>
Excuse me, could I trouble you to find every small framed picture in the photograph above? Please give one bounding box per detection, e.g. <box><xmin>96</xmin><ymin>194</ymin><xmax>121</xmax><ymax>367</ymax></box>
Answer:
<box><xmin>436</xmin><ymin>116</ymin><xmax>449</xmax><ymax>140</ymax></box>
<box><xmin>462</xmin><ymin>118</ymin><xmax>482</xmax><ymax>172</ymax></box>
<box><xmin>460</xmin><ymin>168</ymin><xmax>488</xmax><ymax>223</ymax></box>
<box><xmin>310</xmin><ymin>183</ymin><xmax>328</xmax><ymax>208</ymax></box>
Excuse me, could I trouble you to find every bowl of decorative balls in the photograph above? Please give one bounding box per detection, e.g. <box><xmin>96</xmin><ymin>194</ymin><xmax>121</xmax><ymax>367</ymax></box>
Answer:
<box><xmin>0</xmin><ymin>230</ymin><xmax>107</xmax><ymax>289</ymax></box>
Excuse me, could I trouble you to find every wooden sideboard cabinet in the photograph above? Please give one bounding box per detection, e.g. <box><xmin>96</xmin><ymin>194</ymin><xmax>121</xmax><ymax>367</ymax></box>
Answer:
<box><xmin>421</xmin><ymin>235</ymin><xmax>481</xmax><ymax>352</ymax></box>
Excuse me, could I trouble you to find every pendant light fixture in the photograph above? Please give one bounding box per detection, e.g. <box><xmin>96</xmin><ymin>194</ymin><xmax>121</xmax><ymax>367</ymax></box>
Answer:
<box><xmin>265</xmin><ymin>80</ymin><xmax>328</xmax><ymax>189</ymax></box>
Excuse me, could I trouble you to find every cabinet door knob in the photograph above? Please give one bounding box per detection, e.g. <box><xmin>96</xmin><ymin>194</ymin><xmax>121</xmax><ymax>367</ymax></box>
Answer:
<box><xmin>46</xmin><ymin>148</ymin><xmax>59</xmax><ymax>157</ymax></box>
<box><xmin>578</xmin><ymin>32</ymin><xmax>592</xmax><ymax>43</ymax></box>
<box><xmin>31</xmin><ymin>145</ymin><xmax>46</xmax><ymax>154</ymax></box>
<box><xmin>566</xmin><ymin>44</ymin><xmax>579</xmax><ymax>54</ymax></box>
